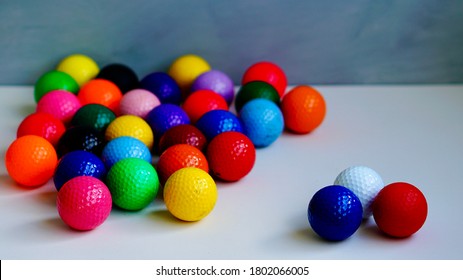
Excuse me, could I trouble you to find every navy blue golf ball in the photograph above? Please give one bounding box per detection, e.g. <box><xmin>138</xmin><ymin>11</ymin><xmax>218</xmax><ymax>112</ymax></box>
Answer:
<box><xmin>140</xmin><ymin>72</ymin><xmax>182</xmax><ymax>105</ymax></box>
<box><xmin>146</xmin><ymin>104</ymin><xmax>190</xmax><ymax>139</ymax></box>
<box><xmin>101</xmin><ymin>136</ymin><xmax>152</xmax><ymax>169</ymax></box>
<box><xmin>239</xmin><ymin>99</ymin><xmax>284</xmax><ymax>148</ymax></box>
<box><xmin>308</xmin><ymin>185</ymin><xmax>363</xmax><ymax>241</ymax></box>
<box><xmin>53</xmin><ymin>150</ymin><xmax>107</xmax><ymax>191</ymax></box>
<box><xmin>195</xmin><ymin>109</ymin><xmax>244</xmax><ymax>141</ymax></box>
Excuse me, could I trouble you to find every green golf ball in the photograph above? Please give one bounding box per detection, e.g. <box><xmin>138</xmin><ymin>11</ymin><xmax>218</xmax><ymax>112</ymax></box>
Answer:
<box><xmin>34</xmin><ymin>70</ymin><xmax>79</xmax><ymax>103</ymax></box>
<box><xmin>106</xmin><ymin>158</ymin><xmax>159</xmax><ymax>211</ymax></box>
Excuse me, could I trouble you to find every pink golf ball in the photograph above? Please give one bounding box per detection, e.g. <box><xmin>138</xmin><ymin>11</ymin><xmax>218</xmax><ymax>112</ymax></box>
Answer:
<box><xmin>36</xmin><ymin>89</ymin><xmax>81</xmax><ymax>124</ymax></box>
<box><xmin>57</xmin><ymin>176</ymin><xmax>112</xmax><ymax>231</ymax></box>
<box><xmin>119</xmin><ymin>89</ymin><xmax>161</xmax><ymax>118</ymax></box>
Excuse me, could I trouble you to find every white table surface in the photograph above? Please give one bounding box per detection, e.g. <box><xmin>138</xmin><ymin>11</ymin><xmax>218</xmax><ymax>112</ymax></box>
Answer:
<box><xmin>1</xmin><ymin>85</ymin><xmax>462</xmax><ymax>260</ymax></box>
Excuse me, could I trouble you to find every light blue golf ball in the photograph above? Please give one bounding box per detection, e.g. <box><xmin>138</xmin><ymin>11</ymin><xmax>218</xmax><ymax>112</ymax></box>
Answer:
<box><xmin>239</xmin><ymin>98</ymin><xmax>284</xmax><ymax>148</ymax></box>
<box><xmin>101</xmin><ymin>136</ymin><xmax>152</xmax><ymax>169</ymax></box>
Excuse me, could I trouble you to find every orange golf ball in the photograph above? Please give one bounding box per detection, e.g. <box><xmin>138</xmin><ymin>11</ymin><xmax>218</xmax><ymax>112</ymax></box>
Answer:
<box><xmin>5</xmin><ymin>135</ymin><xmax>58</xmax><ymax>187</ymax></box>
<box><xmin>77</xmin><ymin>79</ymin><xmax>122</xmax><ymax>113</ymax></box>
<box><xmin>156</xmin><ymin>144</ymin><xmax>209</xmax><ymax>185</ymax></box>
<box><xmin>280</xmin><ymin>85</ymin><xmax>326</xmax><ymax>134</ymax></box>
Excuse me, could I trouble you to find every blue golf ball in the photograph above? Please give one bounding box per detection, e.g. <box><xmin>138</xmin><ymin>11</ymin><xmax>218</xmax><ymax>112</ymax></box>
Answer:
<box><xmin>140</xmin><ymin>72</ymin><xmax>182</xmax><ymax>105</ymax></box>
<box><xmin>308</xmin><ymin>185</ymin><xmax>363</xmax><ymax>241</ymax></box>
<box><xmin>101</xmin><ymin>136</ymin><xmax>152</xmax><ymax>169</ymax></box>
<box><xmin>239</xmin><ymin>99</ymin><xmax>284</xmax><ymax>148</ymax></box>
<box><xmin>53</xmin><ymin>150</ymin><xmax>107</xmax><ymax>191</ymax></box>
<box><xmin>195</xmin><ymin>109</ymin><xmax>244</xmax><ymax>140</ymax></box>
<box><xmin>145</xmin><ymin>104</ymin><xmax>190</xmax><ymax>139</ymax></box>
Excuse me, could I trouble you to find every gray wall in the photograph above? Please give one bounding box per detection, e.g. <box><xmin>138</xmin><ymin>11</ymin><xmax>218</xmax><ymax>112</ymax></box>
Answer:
<box><xmin>1</xmin><ymin>0</ymin><xmax>462</xmax><ymax>85</ymax></box>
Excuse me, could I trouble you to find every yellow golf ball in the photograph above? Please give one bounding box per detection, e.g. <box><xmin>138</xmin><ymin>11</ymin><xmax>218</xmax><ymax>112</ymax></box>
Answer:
<box><xmin>164</xmin><ymin>167</ymin><xmax>218</xmax><ymax>222</ymax></box>
<box><xmin>168</xmin><ymin>54</ymin><xmax>211</xmax><ymax>91</ymax></box>
<box><xmin>105</xmin><ymin>115</ymin><xmax>154</xmax><ymax>149</ymax></box>
<box><xmin>57</xmin><ymin>54</ymin><xmax>100</xmax><ymax>86</ymax></box>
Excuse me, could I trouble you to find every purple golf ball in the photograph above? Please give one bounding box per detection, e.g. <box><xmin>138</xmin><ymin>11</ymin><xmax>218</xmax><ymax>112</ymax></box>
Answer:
<box><xmin>145</xmin><ymin>104</ymin><xmax>190</xmax><ymax>139</ymax></box>
<box><xmin>191</xmin><ymin>70</ymin><xmax>235</xmax><ymax>105</ymax></box>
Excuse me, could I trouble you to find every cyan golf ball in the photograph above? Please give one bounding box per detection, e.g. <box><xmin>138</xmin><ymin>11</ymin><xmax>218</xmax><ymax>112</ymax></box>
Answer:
<box><xmin>334</xmin><ymin>165</ymin><xmax>384</xmax><ymax>219</ymax></box>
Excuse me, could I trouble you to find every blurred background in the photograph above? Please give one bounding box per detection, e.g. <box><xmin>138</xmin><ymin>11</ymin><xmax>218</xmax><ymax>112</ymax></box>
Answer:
<box><xmin>1</xmin><ymin>0</ymin><xmax>462</xmax><ymax>85</ymax></box>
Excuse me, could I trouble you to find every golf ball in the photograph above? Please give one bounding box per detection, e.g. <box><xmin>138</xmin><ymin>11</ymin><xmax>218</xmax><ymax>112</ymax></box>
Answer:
<box><xmin>334</xmin><ymin>166</ymin><xmax>384</xmax><ymax>219</ymax></box>
<box><xmin>308</xmin><ymin>185</ymin><xmax>363</xmax><ymax>241</ymax></box>
<box><xmin>373</xmin><ymin>182</ymin><xmax>428</xmax><ymax>238</ymax></box>
<box><xmin>57</xmin><ymin>176</ymin><xmax>112</xmax><ymax>231</ymax></box>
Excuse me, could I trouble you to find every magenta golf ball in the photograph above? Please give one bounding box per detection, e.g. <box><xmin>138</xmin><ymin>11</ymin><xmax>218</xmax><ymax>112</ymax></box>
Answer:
<box><xmin>36</xmin><ymin>89</ymin><xmax>82</xmax><ymax>124</ymax></box>
<box><xmin>57</xmin><ymin>176</ymin><xmax>112</xmax><ymax>231</ymax></box>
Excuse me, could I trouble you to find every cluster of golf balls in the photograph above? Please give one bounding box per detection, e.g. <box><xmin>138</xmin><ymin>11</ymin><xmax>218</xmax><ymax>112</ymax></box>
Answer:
<box><xmin>4</xmin><ymin>53</ymin><xmax>327</xmax><ymax>231</ymax></box>
<box><xmin>308</xmin><ymin>166</ymin><xmax>428</xmax><ymax>241</ymax></box>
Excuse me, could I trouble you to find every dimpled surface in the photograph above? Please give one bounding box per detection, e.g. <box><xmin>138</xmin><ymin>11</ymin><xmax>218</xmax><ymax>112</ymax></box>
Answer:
<box><xmin>101</xmin><ymin>136</ymin><xmax>152</xmax><ymax>169</ymax></box>
<box><xmin>239</xmin><ymin>99</ymin><xmax>284</xmax><ymax>148</ymax></box>
<box><xmin>57</xmin><ymin>176</ymin><xmax>112</xmax><ymax>231</ymax></box>
<box><xmin>140</xmin><ymin>72</ymin><xmax>181</xmax><ymax>104</ymax></box>
<box><xmin>195</xmin><ymin>110</ymin><xmax>244</xmax><ymax>141</ymax></box>
<box><xmin>145</xmin><ymin>104</ymin><xmax>190</xmax><ymax>139</ymax></box>
<box><xmin>167</xmin><ymin>54</ymin><xmax>211</xmax><ymax>92</ymax></box>
<box><xmin>158</xmin><ymin>124</ymin><xmax>207</xmax><ymax>154</ymax></box>
<box><xmin>308</xmin><ymin>185</ymin><xmax>363</xmax><ymax>241</ymax></box>
<box><xmin>105</xmin><ymin>115</ymin><xmax>154</xmax><ymax>149</ymax></box>
<box><xmin>281</xmin><ymin>85</ymin><xmax>326</xmax><ymax>134</ymax></box>
<box><xmin>34</xmin><ymin>70</ymin><xmax>79</xmax><ymax>103</ymax></box>
<box><xmin>17</xmin><ymin>112</ymin><xmax>65</xmax><ymax>146</ymax></box>
<box><xmin>206</xmin><ymin>132</ymin><xmax>256</xmax><ymax>182</ymax></box>
<box><xmin>182</xmin><ymin>89</ymin><xmax>228</xmax><ymax>123</ymax></box>
<box><xmin>71</xmin><ymin>104</ymin><xmax>116</xmax><ymax>132</ymax></box>
<box><xmin>334</xmin><ymin>166</ymin><xmax>384</xmax><ymax>219</ymax></box>
<box><xmin>96</xmin><ymin>63</ymin><xmax>139</xmax><ymax>93</ymax></box>
<box><xmin>56</xmin><ymin>54</ymin><xmax>99</xmax><ymax>86</ymax></box>
<box><xmin>106</xmin><ymin>158</ymin><xmax>159</xmax><ymax>211</ymax></box>
<box><xmin>191</xmin><ymin>69</ymin><xmax>235</xmax><ymax>104</ymax></box>
<box><xmin>119</xmin><ymin>89</ymin><xmax>161</xmax><ymax>118</ymax></box>
<box><xmin>36</xmin><ymin>90</ymin><xmax>82</xmax><ymax>124</ymax></box>
<box><xmin>156</xmin><ymin>144</ymin><xmax>209</xmax><ymax>184</ymax></box>
<box><xmin>53</xmin><ymin>151</ymin><xmax>107</xmax><ymax>191</ymax></box>
<box><xmin>77</xmin><ymin>79</ymin><xmax>123</xmax><ymax>113</ymax></box>
<box><xmin>242</xmin><ymin>61</ymin><xmax>287</xmax><ymax>97</ymax></box>
<box><xmin>373</xmin><ymin>182</ymin><xmax>428</xmax><ymax>238</ymax></box>
<box><xmin>56</xmin><ymin>126</ymin><xmax>106</xmax><ymax>158</ymax></box>
<box><xmin>235</xmin><ymin>81</ymin><xmax>280</xmax><ymax>113</ymax></box>
<box><xmin>5</xmin><ymin>135</ymin><xmax>58</xmax><ymax>187</ymax></box>
<box><xmin>164</xmin><ymin>167</ymin><xmax>217</xmax><ymax>222</ymax></box>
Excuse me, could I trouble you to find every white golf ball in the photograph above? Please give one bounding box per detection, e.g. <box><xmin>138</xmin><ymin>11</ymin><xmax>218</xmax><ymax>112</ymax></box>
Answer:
<box><xmin>334</xmin><ymin>166</ymin><xmax>384</xmax><ymax>219</ymax></box>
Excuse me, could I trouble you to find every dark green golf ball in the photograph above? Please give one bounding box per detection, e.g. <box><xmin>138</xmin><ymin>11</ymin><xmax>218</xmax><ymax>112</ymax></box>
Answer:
<box><xmin>235</xmin><ymin>81</ymin><xmax>280</xmax><ymax>113</ymax></box>
<box><xmin>71</xmin><ymin>104</ymin><xmax>116</xmax><ymax>132</ymax></box>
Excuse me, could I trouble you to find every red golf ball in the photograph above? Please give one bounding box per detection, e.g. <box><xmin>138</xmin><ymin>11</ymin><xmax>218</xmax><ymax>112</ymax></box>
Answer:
<box><xmin>241</xmin><ymin>61</ymin><xmax>287</xmax><ymax>97</ymax></box>
<box><xmin>182</xmin><ymin>89</ymin><xmax>228</xmax><ymax>123</ymax></box>
<box><xmin>17</xmin><ymin>112</ymin><xmax>66</xmax><ymax>146</ymax></box>
<box><xmin>372</xmin><ymin>182</ymin><xmax>428</xmax><ymax>238</ymax></box>
<box><xmin>206</xmin><ymin>131</ymin><xmax>256</xmax><ymax>182</ymax></box>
